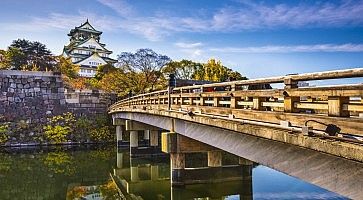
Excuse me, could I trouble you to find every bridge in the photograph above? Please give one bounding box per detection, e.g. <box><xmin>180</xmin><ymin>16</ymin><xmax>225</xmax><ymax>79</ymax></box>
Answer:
<box><xmin>109</xmin><ymin>68</ymin><xmax>363</xmax><ymax>199</ymax></box>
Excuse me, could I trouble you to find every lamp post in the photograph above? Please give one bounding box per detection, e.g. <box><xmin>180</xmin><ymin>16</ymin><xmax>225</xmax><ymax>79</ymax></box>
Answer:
<box><xmin>128</xmin><ymin>90</ymin><xmax>132</xmax><ymax>108</ymax></box>
<box><xmin>168</xmin><ymin>74</ymin><xmax>176</xmax><ymax>111</ymax></box>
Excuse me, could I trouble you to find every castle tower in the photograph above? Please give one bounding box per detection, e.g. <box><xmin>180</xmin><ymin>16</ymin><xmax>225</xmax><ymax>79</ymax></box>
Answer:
<box><xmin>62</xmin><ymin>19</ymin><xmax>117</xmax><ymax>77</ymax></box>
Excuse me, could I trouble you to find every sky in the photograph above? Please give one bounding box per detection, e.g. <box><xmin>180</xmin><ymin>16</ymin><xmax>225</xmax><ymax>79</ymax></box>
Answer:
<box><xmin>1</xmin><ymin>0</ymin><xmax>363</xmax><ymax>79</ymax></box>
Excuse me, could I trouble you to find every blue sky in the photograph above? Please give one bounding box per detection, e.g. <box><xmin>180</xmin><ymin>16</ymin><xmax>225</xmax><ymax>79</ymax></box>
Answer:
<box><xmin>1</xmin><ymin>0</ymin><xmax>363</xmax><ymax>79</ymax></box>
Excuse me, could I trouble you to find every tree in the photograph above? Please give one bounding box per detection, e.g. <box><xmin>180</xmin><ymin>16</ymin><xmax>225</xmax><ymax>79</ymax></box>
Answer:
<box><xmin>94</xmin><ymin>64</ymin><xmax>117</xmax><ymax>80</ymax></box>
<box><xmin>0</xmin><ymin>47</ymin><xmax>27</xmax><ymax>70</ymax></box>
<box><xmin>55</xmin><ymin>56</ymin><xmax>79</xmax><ymax>79</ymax></box>
<box><xmin>7</xmin><ymin>39</ymin><xmax>55</xmax><ymax>71</ymax></box>
<box><xmin>117</xmin><ymin>49</ymin><xmax>171</xmax><ymax>93</ymax></box>
<box><xmin>194</xmin><ymin>59</ymin><xmax>247</xmax><ymax>82</ymax></box>
<box><xmin>163</xmin><ymin>59</ymin><xmax>203</xmax><ymax>80</ymax></box>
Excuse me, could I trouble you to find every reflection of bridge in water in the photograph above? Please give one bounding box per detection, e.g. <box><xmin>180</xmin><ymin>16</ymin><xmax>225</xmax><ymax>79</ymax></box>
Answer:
<box><xmin>110</xmin><ymin>68</ymin><xmax>363</xmax><ymax>199</ymax></box>
<box><xmin>112</xmin><ymin>148</ymin><xmax>253</xmax><ymax>200</ymax></box>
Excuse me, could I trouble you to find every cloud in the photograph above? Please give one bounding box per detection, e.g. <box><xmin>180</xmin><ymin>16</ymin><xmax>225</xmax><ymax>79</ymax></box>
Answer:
<box><xmin>3</xmin><ymin>0</ymin><xmax>363</xmax><ymax>41</ymax></box>
<box><xmin>175</xmin><ymin>42</ymin><xmax>203</xmax><ymax>48</ymax></box>
<box><xmin>96</xmin><ymin>0</ymin><xmax>134</xmax><ymax>18</ymax></box>
<box><xmin>1</xmin><ymin>12</ymin><xmax>118</xmax><ymax>32</ymax></box>
<box><xmin>209</xmin><ymin>44</ymin><xmax>363</xmax><ymax>53</ymax></box>
<box><xmin>211</xmin><ymin>0</ymin><xmax>363</xmax><ymax>30</ymax></box>
<box><xmin>173</xmin><ymin>42</ymin><xmax>204</xmax><ymax>58</ymax></box>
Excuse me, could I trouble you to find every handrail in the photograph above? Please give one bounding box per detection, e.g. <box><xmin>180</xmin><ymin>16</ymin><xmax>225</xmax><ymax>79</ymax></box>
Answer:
<box><xmin>109</xmin><ymin>68</ymin><xmax>363</xmax><ymax>138</ymax></box>
<box><xmin>172</xmin><ymin>67</ymin><xmax>363</xmax><ymax>91</ymax></box>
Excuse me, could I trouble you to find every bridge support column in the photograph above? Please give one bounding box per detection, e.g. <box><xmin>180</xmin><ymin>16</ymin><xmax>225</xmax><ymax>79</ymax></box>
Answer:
<box><xmin>150</xmin><ymin>130</ymin><xmax>159</xmax><ymax>147</ymax></box>
<box><xmin>130</xmin><ymin>166</ymin><xmax>139</xmax><ymax>182</ymax></box>
<box><xmin>171</xmin><ymin>153</ymin><xmax>185</xmax><ymax>186</ymax></box>
<box><xmin>239</xmin><ymin>157</ymin><xmax>253</xmax><ymax>200</ymax></box>
<box><xmin>116</xmin><ymin>125</ymin><xmax>129</xmax><ymax>146</ymax></box>
<box><xmin>113</xmin><ymin>118</ymin><xmax>129</xmax><ymax>146</ymax></box>
<box><xmin>130</xmin><ymin>130</ymin><xmax>139</xmax><ymax>156</ymax></box>
<box><xmin>116</xmin><ymin>149</ymin><xmax>123</xmax><ymax>168</ymax></box>
<box><xmin>208</xmin><ymin>151</ymin><xmax>222</xmax><ymax>167</ymax></box>
<box><xmin>126</xmin><ymin>120</ymin><xmax>162</xmax><ymax>157</ymax></box>
<box><xmin>150</xmin><ymin>165</ymin><xmax>159</xmax><ymax>181</ymax></box>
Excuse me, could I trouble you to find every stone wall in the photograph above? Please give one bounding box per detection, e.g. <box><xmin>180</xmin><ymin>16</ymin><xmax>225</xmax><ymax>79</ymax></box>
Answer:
<box><xmin>65</xmin><ymin>89</ymin><xmax>117</xmax><ymax>116</ymax></box>
<box><xmin>0</xmin><ymin>70</ymin><xmax>116</xmax><ymax>123</ymax></box>
<box><xmin>0</xmin><ymin>70</ymin><xmax>66</xmax><ymax>123</ymax></box>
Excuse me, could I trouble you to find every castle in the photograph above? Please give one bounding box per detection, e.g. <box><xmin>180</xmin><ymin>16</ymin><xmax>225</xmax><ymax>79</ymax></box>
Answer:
<box><xmin>62</xmin><ymin>19</ymin><xmax>117</xmax><ymax>77</ymax></box>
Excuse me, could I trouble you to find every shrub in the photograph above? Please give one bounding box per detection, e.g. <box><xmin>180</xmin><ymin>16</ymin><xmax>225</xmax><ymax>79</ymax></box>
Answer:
<box><xmin>90</xmin><ymin>126</ymin><xmax>114</xmax><ymax>142</ymax></box>
<box><xmin>0</xmin><ymin>124</ymin><xmax>9</xmax><ymax>144</ymax></box>
<box><xmin>43</xmin><ymin>112</ymin><xmax>76</xmax><ymax>144</ymax></box>
<box><xmin>43</xmin><ymin>125</ymin><xmax>71</xmax><ymax>143</ymax></box>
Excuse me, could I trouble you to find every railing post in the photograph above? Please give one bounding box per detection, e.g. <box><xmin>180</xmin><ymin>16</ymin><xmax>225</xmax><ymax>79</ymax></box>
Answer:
<box><xmin>199</xmin><ymin>86</ymin><xmax>204</xmax><ymax>106</ymax></box>
<box><xmin>284</xmin><ymin>96</ymin><xmax>300</xmax><ymax>113</ymax></box>
<box><xmin>284</xmin><ymin>78</ymin><xmax>299</xmax><ymax>112</ymax></box>
<box><xmin>168</xmin><ymin>86</ymin><xmax>172</xmax><ymax>110</ymax></box>
<box><xmin>253</xmin><ymin>97</ymin><xmax>265</xmax><ymax>110</ymax></box>
<box><xmin>230</xmin><ymin>84</ymin><xmax>237</xmax><ymax>109</ymax></box>
<box><xmin>214</xmin><ymin>96</ymin><xmax>220</xmax><ymax>107</ymax></box>
<box><xmin>284</xmin><ymin>78</ymin><xmax>298</xmax><ymax>89</ymax></box>
<box><xmin>328</xmin><ymin>96</ymin><xmax>350</xmax><ymax>117</ymax></box>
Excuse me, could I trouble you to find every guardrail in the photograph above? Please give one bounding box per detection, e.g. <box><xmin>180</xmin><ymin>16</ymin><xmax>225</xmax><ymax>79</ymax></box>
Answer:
<box><xmin>110</xmin><ymin>68</ymin><xmax>363</xmax><ymax>138</ymax></box>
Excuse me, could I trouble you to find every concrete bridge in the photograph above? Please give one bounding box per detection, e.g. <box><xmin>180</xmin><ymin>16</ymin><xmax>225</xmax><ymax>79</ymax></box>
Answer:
<box><xmin>109</xmin><ymin>68</ymin><xmax>363</xmax><ymax>199</ymax></box>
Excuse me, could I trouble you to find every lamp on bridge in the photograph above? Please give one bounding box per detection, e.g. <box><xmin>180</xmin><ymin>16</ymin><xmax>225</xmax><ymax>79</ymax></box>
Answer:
<box><xmin>168</xmin><ymin>74</ymin><xmax>176</xmax><ymax>111</ymax></box>
<box><xmin>128</xmin><ymin>90</ymin><xmax>133</xmax><ymax>108</ymax></box>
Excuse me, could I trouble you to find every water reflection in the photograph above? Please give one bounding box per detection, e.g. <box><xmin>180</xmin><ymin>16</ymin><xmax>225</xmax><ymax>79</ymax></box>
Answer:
<box><xmin>0</xmin><ymin>145</ymin><xmax>349</xmax><ymax>200</ymax></box>
<box><xmin>0</xmin><ymin>145</ymin><xmax>117</xmax><ymax>200</ymax></box>
<box><xmin>114</xmin><ymin>148</ymin><xmax>347</xmax><ymax>200</ymax></box>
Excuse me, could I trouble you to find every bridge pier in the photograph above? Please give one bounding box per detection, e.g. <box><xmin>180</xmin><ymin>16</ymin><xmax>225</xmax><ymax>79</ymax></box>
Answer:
<box><xmin>162</xmin><ymin>132</ymin><xmax>253</xmax><ymax>187</ymax></box>
<box><xmin>113</xmin><ymin>118</ymin><xmax>129</xmax><ymax>147</ymax></box>
<box><xmin>126</xmin><ymin>120</ymin><xmax>163</xmax><ymax>158</ymax></box>
<box><xmin>207</xmin><ymin>151</ymin><xmax>222</xmax><ymax>167</ymax></box>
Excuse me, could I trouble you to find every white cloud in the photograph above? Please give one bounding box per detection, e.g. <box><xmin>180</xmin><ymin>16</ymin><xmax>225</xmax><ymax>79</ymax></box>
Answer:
<box><xmin>1</xmin><ymin>12</ymin><xmax>118</xmax><ymax>32</ymax></box>
<box><xmin>174</xmin><ymin>42</ymin><xmax>203</xmax><ymax>48</ymax></box>
<box><xmin>2</xmin><ymin>0</ymin><xmax>363</xmax><ymax>41</ymax></box>
<box><xmin>211</xmin><ymin>1</ymin><xmax>363</xmax><ymax>30</ymax></box>
<box><xmin>96</xmin><ymin>0</ymin><xmax>134</xmax><ymax>18</ymax></box>
<box><xmin>209</xmin><ymin>44</ymin><xmax>363</xmax><ymax>53</ymax></box>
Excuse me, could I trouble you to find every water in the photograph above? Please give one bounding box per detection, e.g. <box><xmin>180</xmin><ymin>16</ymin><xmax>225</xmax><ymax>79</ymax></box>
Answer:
<box><xmin>0</xmin><ymin>145</ymin><xmax>348</xmax><ymax>200</ymax></box>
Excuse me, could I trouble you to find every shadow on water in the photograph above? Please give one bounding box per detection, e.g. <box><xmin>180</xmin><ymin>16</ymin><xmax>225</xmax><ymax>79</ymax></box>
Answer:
<box><xmin>0</xmin><ymin>144</ymin><xmax>352</xmax><ymax>200</ymax></box>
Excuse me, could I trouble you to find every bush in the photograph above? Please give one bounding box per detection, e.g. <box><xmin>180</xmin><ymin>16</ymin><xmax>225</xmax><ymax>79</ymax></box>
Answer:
<box><xmin>43</xmin><ymin>112</ymin><xmax>76</xmax><ymax>144</ymax></box>
<box><xmin>90</xmin><ymin>126</ymin><xmax>114</xmax><ymax>142</ymax></box>
<box><xmin>0</xmin><ymin>124</ymin><xmax>9</xmax><ymax>144</ymax></box>
<box><xmin>43</xmin><ymin>125</ymin><xmax>71</xmax><ymax>143</ymax></box>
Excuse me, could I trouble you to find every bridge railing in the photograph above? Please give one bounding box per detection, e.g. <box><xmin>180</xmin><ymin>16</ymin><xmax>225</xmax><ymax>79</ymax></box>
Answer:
<box><xmin>110</xmin><ymin>68</ymin><xmax>363</xmax><ymax>137</ymax></box>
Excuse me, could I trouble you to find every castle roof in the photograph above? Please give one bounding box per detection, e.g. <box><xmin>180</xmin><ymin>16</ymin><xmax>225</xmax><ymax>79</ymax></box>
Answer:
<box><xmin>67</xmin><ymin>19</ymin><xmax>102</xmax><ymax>36</ymax></box>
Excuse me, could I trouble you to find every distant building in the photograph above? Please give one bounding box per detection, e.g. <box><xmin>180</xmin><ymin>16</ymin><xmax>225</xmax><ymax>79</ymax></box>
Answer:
<box><xmin>62</xmin><ymin>19</ymin><xmax>117</xmax><ymax>77</ymax></box>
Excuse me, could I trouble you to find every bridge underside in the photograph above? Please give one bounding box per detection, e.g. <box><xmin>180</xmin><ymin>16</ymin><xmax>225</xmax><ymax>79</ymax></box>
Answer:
<box><xmin>112</xmin><ymin>110</ymin><xmax>363</xmax><ymax>200</ymax></box>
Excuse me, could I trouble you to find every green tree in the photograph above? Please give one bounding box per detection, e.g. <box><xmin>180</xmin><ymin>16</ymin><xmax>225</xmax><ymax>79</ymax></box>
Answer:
<box><xmin>163</xmin><ymin>59</ymin><xmax>203</xmax><ymax>80</ymax></box>
<box><xmin>117</xmin><ymin>49</ymin><xmax>171</xmax><ymax>93</ymax></box>
<box><xmin>6</xmin><ymin>39</ymin><xmax>55</xmax><ymax>71</ymax></box>
<box><xmin>94</xmin><ymin>63</ymin><xmax>117</xmax><ymax>80</ymax></box>
<box><xmin>0</xmin><ymin>47</ymin><xmax>27</xmax><ymax>70</ymax></box>
<box><xmin>194</xmin><ymin>59</ymin><xmax>247</xmax><ymax>82</ymax></box>
<box><xmin>55</xmin><ymin>56</ymin><xmax>80</xmax><ymax>79</ymax></box>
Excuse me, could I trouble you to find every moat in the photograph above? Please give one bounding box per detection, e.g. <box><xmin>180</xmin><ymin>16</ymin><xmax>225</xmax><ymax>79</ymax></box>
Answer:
<box><xmin>0</xmin><ymin>145</ymin><xmax>348</xmax><ymax>200</ymax></box>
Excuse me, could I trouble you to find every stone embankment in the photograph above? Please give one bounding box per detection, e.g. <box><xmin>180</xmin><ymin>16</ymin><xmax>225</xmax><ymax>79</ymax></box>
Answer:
<box><xmin>0</xmin><ymin>70</ymin><xmax>66</xmax><ymax>123</ymax></box>
<box><xmin>0</xmin><ymin>70</ymin><xmax>116</xmax><ymax>145</ymax></box>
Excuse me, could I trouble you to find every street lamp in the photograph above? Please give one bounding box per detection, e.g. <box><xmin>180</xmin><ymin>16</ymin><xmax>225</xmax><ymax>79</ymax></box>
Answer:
<box><xmin>128</xmin><ymin>90</ymin><xmax>132</xmax><ymax>108</ymax></box>
<box><xmin>168</xmin><ymin>74</ymin><xmax>176</xmax><ymax>111</ymax></box>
